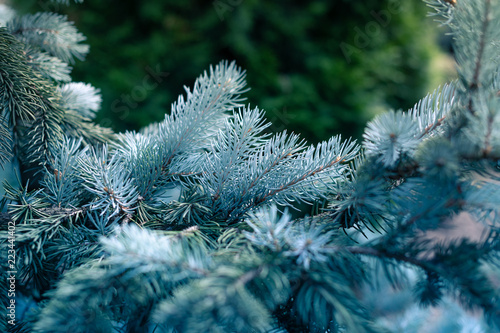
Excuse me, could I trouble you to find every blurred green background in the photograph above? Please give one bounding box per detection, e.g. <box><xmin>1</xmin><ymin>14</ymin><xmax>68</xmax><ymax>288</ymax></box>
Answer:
<box><xmin>13</xmin><ymin>0</ymin><xmax>455</xmax><ymax>142</ymax></box>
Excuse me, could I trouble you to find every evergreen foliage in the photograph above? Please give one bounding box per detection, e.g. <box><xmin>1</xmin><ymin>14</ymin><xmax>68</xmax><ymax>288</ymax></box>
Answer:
<box><xmin>1</xmin><ymin>1</ymin><xmax>499</xmax><ymax>332</ymax></box>
<box><xmin>17</xmin><ymin>0</ymin><xmax>444</xmax><ymax>142</ymax></box>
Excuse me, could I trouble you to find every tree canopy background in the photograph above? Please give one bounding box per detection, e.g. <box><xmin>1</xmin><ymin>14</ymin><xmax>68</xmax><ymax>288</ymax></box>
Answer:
<box><xmin>13</xmin><ymin>0</ymin><xmax>455</xmax><ymax>142</ymax></box>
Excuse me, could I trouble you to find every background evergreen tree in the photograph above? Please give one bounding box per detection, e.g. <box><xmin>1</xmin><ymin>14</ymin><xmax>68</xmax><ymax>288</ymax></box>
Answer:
<box><xmin>13</xmin><ymin>0</ymin><xmax>453</xmax><ymax>142</ymax></box>
<box><xmin>0</xmin><ymin>1</ymin><xmax>499</xmax><ymax>333</ymax></box>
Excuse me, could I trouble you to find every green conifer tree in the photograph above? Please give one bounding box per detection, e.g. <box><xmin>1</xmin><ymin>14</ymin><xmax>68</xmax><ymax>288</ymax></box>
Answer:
<box><xmin>0</xmin><ymin>1</ymin><xmax>499</xmax><ymax>332</ymax></box>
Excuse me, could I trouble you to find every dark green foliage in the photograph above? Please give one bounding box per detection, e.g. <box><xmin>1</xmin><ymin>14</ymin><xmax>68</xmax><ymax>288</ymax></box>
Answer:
<box><xmin>18</xmin><ymin>0</ymin><xmax>441</xmax><ymax>141</ymax></box>
<box><xmin>413</xmin><ymin>270</ymin><xmax>444</xmax><ymax>307</ymax></box>
<box><xmin>0</xmin><ymin>28</ymin><xmax>64</xmax><ymax>172</ymax></box>
<box><xmin>0</xmin><ymin>17</ymin><xmax>112</xmax><ymax>184</ymax></box>
<box><xmin>0</xmin><ymin>116</ymin><xmax>13</xmax><ymax>167</ymax></box>
<box><xmin>1</xmin><ymin>1</ymin><xmax>500</xmax><ymax>333</ymax></box>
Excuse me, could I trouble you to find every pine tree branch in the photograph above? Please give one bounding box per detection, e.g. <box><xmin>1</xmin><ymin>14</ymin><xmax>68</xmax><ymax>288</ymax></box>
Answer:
<box><xmin>466</xmin><ymin>0</ymin><xmax>491</xmax><ymax>116</ymax></box>
<box><xmin>7</xmin><ymin>12</ymin><xmax>89</xmax><ymax>63</ymax></box>
<box><xmin>164</xmin><ymin>88</ymin><xmax>224</xmax><ymax>167</ymax></box>
<box><xmin>235</xmin><ymin>265</ymin><xmax>265</xmax><ymax>288</ymax></box>
<box><xmin>5</xmin><ymin>1</ymin><xmax>500</xmax><ymax>329</ymax></box>
<box><xmin>211</xmin><ymin>113</ymin><xmax>262</xmax><ymax>202</ymax></box>
<box><xmin>0</xmin><ymin>116</ymin><xmax>13</xmax><ymax>166</ymax></box>
<box><xmin>11</xmin><ymin>27</ymin><xmax>58</xmax><ymax>35</ymax></box>
<box><xmin>418</xmin><ymin>116</ymin><xmax>446</xmax><ymax>139</ymax></box>
<box><xmin>255</xmin><ymin>155</ymin><xmax>345</xmax><ymax>205</ymax></box>
<box><xmin>343</xmin><ymin>246</ymin><xmax>429</xmax><ymax>270</ymax></box>
<box><xmin>0</xmin><ymin>207</ymin><xmax>86</xmax><ymax>226</ymax></box>
<box><xmin>469</xmin><ymin>0</ymin><xmax>490</xmax><ymax>92</ymax></box>
<box><xmin>159</xmin><ymin>60</ymin><xmax>247</xmax><ymax>170</ymax></box>
<box><xmin>1</xmin><ymin>28</ymin><xmax>65</xmax><ymax>179</ymax></box>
